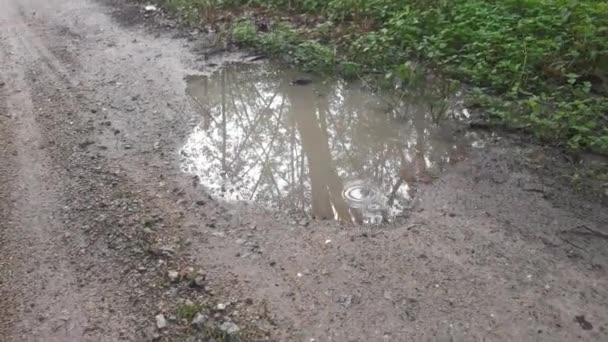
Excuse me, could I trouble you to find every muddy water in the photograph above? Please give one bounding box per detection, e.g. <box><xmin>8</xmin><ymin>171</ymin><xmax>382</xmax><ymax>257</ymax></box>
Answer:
<box><xmin>181</xmin><ymin>63</ymin><xmax>478</xmax><ymax>223</ymax></box>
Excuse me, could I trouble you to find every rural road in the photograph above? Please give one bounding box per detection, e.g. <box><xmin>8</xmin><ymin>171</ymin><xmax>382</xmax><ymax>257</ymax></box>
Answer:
<box><xmin>1</xmin><ymin>0</ymin><xmax>607</xmax><ymax>341</ymax></box>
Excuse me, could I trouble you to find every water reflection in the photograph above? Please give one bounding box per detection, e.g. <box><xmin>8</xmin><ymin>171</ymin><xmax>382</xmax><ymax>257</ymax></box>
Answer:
<box><xmin>180</xmin><ymin>63</ymin><xmax>469</xmax><ymax>223</ymax></box>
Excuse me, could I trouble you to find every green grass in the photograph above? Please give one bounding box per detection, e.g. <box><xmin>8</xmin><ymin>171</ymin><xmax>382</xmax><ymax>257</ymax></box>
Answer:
<box><xmin>175</xmin><ymin>301</ymin><xmax>204</xmax><ymax>321</ymax></box>
<box><xmin>159</xmin><ymin>0</ymin><xmax>608</xmax><ymax>154</ymax></box>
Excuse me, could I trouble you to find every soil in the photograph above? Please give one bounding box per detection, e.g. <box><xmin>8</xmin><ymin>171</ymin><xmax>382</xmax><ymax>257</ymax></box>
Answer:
<box><xmin>0</xmin><ymin>0</ymin><xmax>607</xmax><ymax>341</ymax></box>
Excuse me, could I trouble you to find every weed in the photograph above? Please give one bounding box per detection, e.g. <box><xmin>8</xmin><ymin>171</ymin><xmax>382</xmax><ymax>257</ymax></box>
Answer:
<box><xmin>231</xmin><ymin>20</ymin><xmax>256</xmax><ymax>45</ymax></box>
<box><xmin>175</xmin><ymin>302</ymin><xmax>204</xmax><ymax>321</ymax></box>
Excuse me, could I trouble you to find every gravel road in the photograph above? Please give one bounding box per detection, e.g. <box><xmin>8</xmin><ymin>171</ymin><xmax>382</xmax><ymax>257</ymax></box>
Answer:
<box><xmin>1</xmin><ymin>0</ymin><xmax>607</xmax><ymax>341</ymax></box>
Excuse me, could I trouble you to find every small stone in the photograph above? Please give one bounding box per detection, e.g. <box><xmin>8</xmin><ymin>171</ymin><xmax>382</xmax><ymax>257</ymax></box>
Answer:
<box><xmin>195</xmin><ymin>200</ymin><xmax>205</xmax><ymax>206</ymax></box>
<box><xmin>155</xmin><ymin>314</ymin><xmax>167</xmax><ymax>329</ymax></box>
<box><xmin>337</xmin><ymin>295</ymin><xmax>353</xmax><ymax>309</ymax></box>
<box><xmin>192</xmin><ymin>275</ymin><xmax>205</xmax><ymax>288</ymax></box>
<box><xmin>153</xmin><ymin>142</ymin><xmax>160</xmax><ymax>150</ymax></box>
<box><xmin>142</xmin><ymin>326</ymin><xmax>160</xmax><ymax>341</ymax></box>
<box><xmin>168</xmin><ymin>270</ymin><xmax>179</xmax><ymax>282</ymax></box>
<box><xmin>574</xmin><ymin>315</ymin><xmax>593</xmax><ymax>330</ymax></box>
<box><xmin>383</xmin><ymin>290</ymin><xmax>392</xmax><ymax>300</ymax></box>
<box><xmin>219</xmin><ymin>321</ymin><xmax>240</xmax><ymax>334</ymax></box>
<box><xmin>191</xmin><ymin>313</ymin><xmax>206</xmax><ymax>328</ymax></box>
<box><xmin>216</xmin><ymin>303</ymin><xmax>226</xmax><ymax>311</ymax></box>
<box><xmin>78</xmin><ymin>139</ymin><xmax>94</xmax><ymax>149</ymax></box>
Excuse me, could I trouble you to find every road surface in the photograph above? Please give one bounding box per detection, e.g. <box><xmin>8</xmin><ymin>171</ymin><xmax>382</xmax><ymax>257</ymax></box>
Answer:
<box><xmin>1</xmin><ymin>0</ymin><xmax>607</xmax><ymax>341</ymax></box>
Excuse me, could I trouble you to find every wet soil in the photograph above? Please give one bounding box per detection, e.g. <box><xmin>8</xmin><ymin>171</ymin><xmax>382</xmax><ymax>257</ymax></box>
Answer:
<box><xmin>1</xmin><ymin>0</ymin><xmax>607</xmax><ymax>341</ymax></box>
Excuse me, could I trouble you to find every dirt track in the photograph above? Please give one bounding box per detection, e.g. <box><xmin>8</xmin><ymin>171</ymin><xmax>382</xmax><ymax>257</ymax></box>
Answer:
<box><xmin>1</xmin><ymin>0</ymin><xmax>607</xmax><ymax>341</ymax></box>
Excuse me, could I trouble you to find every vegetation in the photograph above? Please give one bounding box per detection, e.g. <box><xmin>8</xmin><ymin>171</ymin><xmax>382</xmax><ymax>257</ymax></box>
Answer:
<box><xmin>175</xmin><ymin>301</ymin><xmax>204</xmax><ymax>321</ymax></box>
<box><xmin>159</xmin><ymin>0</ymin><xmax>608</xmax><ymax>154</ymax></box>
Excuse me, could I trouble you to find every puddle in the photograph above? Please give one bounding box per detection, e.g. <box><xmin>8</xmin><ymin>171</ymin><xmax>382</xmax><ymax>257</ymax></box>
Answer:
<box><xmin>180</xmin><ymin>63</ymin><xmax>479</xmax><ymax>223</ymax></box>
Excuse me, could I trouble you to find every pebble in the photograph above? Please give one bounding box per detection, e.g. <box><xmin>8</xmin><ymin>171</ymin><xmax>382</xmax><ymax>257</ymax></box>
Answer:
<box><xmin>216</xmin><ymin>303</ymin><xmax>227</xmax><ymax>311</ymax></box>
<box><xmin>142</xmin><ymin>326</ymin><xmax>160</xmax><ymax>341</ymax></box>
<box><xmin>337</xmin><ymin>295</ymin><xmax>353</xmax><ymax>309</ymax></box>
<box><xmin>155</xmin><ymin>314</ymin><xmax>167</xmax><ymax>329</ymax></box>
<box><xmin>192</xmin><ymin>275</ymin><xmax>205</xmax><ymax>288</ymax></box>
<box><xmin>168</xmin><ymin>270</ymin><xmax>179</xmax><ymax>282</ymax></box>
<box><xmin>219</xmin><ymin>321</ymin><xmax>240</xmax><ymax>334</ymax></box>
<box><xmin>191</xmin><ymin>313</ymin><xmax>206</xmax><ymax>328</ymax></box>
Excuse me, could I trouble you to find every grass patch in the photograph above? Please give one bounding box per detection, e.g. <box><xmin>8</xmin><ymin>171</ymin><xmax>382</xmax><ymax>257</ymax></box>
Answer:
<box><xmin>175</xmin><ymin>301</ymin><xmax>204</xmax><ymax>321</ymax></box>
<box><xmin>157</xmin><ymin>0</ymin><xmax>608</xmax><ymax>154</ymax></box>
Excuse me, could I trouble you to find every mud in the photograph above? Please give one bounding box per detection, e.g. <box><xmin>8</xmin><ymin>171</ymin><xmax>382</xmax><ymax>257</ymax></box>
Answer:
<box><xmin>0</xmin><ymin>0</ymin><xmax>607</xmax><ymax>341</ymax></box>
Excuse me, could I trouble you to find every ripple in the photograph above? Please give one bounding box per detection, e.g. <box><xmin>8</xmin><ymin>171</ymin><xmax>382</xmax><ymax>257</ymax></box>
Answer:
<box><xmin>343</xmin><ymin>181</ymin><xmax>379</xmax><ymax>209</ymax></box>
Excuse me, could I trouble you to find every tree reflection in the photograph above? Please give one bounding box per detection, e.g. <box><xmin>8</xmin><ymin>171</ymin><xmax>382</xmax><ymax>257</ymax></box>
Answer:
<box><xmin>284</xmin><ymin>81</ymin><xmax>354</xmax><ymax>222</ymax></box>
<box><xmin>181</xmin><ymin>64</ymin><xmax>468</xmax><ymax>223</ymax></box>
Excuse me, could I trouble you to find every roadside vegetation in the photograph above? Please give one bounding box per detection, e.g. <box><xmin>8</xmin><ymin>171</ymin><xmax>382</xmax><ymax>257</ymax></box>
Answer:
<box><xmin>159</xmin><ymin>0</ymin><xmax>608</xmax><ymax>154</ymax></box>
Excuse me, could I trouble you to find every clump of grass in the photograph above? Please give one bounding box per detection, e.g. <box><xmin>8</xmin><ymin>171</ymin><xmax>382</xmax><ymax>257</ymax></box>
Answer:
<box><xmin>231</xmin><ymin>21</ymin><xmax>337</xmax><ymax>73</ymax></box>
<box><xmin>175</xmin><ymin>301</ymin><xmax>204</xmax><ymax>321</ymax></box>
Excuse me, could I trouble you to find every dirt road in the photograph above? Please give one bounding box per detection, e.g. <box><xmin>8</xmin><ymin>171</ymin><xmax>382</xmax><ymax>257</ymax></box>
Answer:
<box><xmin>1</xmin><ymin>0</ymin><xmax>607</xmax><ymax>341</ymax></box>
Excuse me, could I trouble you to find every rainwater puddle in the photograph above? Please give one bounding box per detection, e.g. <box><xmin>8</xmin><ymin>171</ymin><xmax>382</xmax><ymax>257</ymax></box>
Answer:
<box><xmin>180</xmin><ymin>63</ymin><xmax>480</xmax><ymax>224</ymax></box>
